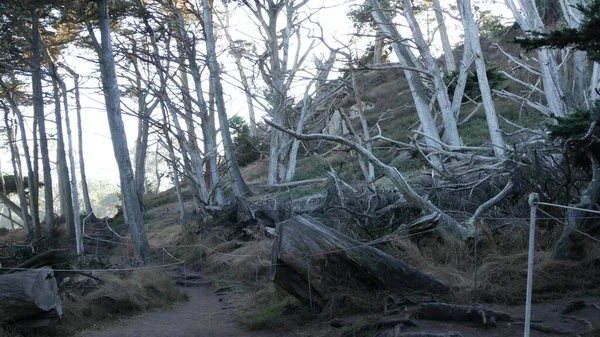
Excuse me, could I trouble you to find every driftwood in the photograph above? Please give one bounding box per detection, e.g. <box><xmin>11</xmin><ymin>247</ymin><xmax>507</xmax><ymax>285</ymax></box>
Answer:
<box><xmin>270</xmin><ymin>215</ymin><xmax>449</xmax><ymax>308</ymax></box>
<box><xmin>0</xmin><ymin>267</ymin><xmax>63</xmax><ymax>325</ymax></box>
<box><xmin>412</xmin><ymin>303</ymin><xmax>511</xmax><ymax>327</ymax></box>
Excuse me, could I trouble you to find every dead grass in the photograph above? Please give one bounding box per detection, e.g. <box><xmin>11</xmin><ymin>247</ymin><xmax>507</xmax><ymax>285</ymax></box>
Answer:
<box><xmin>2</xmin><ymin>269</ymin><xmax>186</xmax><ymax>337</ymax></box>
<box><xmin>382</xmin><ymin>228</ymin><xmax>600</xmax><ymax>305</ymax></box>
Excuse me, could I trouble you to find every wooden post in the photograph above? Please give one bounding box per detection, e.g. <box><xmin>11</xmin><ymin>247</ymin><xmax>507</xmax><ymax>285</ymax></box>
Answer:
<box><xmin>524</xmin><ymin>193</ymin><xmax>538</xmax><ymax>337</ymax></box>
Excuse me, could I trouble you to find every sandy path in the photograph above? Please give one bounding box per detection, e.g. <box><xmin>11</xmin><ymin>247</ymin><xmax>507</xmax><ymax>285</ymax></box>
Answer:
<box><xmin>78</xmin><ymin>286</ymin><xmax>297</xmax><ymax>337</ymax></box>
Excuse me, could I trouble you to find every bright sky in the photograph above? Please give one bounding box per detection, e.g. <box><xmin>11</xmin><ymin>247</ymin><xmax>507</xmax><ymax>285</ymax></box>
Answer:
<box><xmin>1</xmin><ymin>0</ymin><xmax>514</xmax><ymax>185</ymax></box>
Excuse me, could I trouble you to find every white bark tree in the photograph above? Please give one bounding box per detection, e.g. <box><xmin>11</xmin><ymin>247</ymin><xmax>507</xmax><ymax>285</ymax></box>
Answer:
<box><xmin>402</xmin><ymin>0</ymin><xmax>461</xmax><ymax>147</ymax></box>
<box><xmin>459</xmin><ymin>0</ymin><xmax>506</xmax><ymax>157</ymax></box>
<box><xmin>432</xmin><ymin>0</ymin><xmax>456</xmax><ymax>73</ymax></box>
<box><xmin>202</xmin><ymin>0</ymin><xmax>252</xmax><ymax>197</ymax></box>
<box><xmin>86</xmin><ymin>0</ymin><xmax>151</xmax><ymax>263</ymax></box>
<box><xmin>368</xmin><ymin>0</ymin><xmax>445</xmax><ymax>170</ymax></box>
<box><xmin>505</xmin><ymin>0</ymin><xmax>569</xmax><ymax>117</ymax></box>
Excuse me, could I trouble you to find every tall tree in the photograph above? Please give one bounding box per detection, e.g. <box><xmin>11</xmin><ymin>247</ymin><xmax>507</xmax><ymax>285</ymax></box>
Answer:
<box><xmin>29</xmin><ymin>5</ymin><xmax>55</xmax><ymax>235</ymax></box>
<box><xmin>85</xmin><ymin>0</ymin><xmax>151</xmax><ymax>262</ymax></box>
<box><xmin>202</xmin><ymin>0</ymin><xmax>251</xmax><ymax>197</ymax></box>
<box><xmin>459</xmin><ymin>0</ymin><xmax>506</xmax><ymax>157</ymax></box>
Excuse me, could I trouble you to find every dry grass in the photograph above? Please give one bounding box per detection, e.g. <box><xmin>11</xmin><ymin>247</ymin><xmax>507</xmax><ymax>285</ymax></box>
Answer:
<box><xmin>381</xmin><ymin>228</ymin><xmax>600</xmax><ymax>305</ymax></box>
<box><xmin>1</xmin><ymin>269</ymin><xmax>186</xmax><ymax>337</ymax></box>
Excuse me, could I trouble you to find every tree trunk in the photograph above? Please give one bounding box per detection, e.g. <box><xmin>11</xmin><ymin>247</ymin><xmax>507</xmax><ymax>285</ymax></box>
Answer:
<box><xmin>220</xmin><ymin>6</ymin><xmax>258</xmax><ymax>137</ymax></box>
<box><xmin>92</xmin><ymin>0</ymin><xmax>151</xmax><ymax>263</ymax></box>
<box><xmin>285</xmin><ymin>51</ymin><xmax>337</xmax><ymax>182</ymax></box>
<box><xmin>591</xmin><ymin>62</ymin><xmax>599</xmax><ymax>103</ymax></box>
<box><xmin>460</xmin><ymin>0</ymin><xmax>506</xmax><ymax>157</ymax></box>
<box><xmin>61</xmin><ymin>67</ymin><xmax>93</xmax><ymax>216</ymax></box>
<box><xmin>0</xmin><ymin>267</ymin><xmax>62</xmax><ymax>324</ymax></box>
<box><xmin>3</xmin><ymin>114</ymin><xmax>31</xmax><ymax>235</ymax></box>
<box><xmin>202</xmin><ymin>0</ymin><xmax>252</xmax><ymax>197</ymax></box>
<box><xmin>271</xmin><ymin>215</ymin><xmax>449</xmax><ymax>307</ymax></box>
<box><xmin>402</xmin><ymin>0</ymin><xmax>461</xmax><ymax>147</ymax></box>
<box><xmin>0</xmin><ymin>78</ymin><xmax>40</xmax><ymax>234</ymax></box>
<box><xmin>59</xmin><ymin>75</ymin><xmax>84</xmax><ymax>255</ymax></box>
<box><xmin>132</xmin><ymin>55</ymin><xmax>150</xmax><ymax>212</ymax></box>
<box><xmin>173</xmin><ymin>27</ymin><xmax>208</xmax><ymax>207</ymax></box>
<box><xmin>372</xmin><ymin>27</ymin><xmax>383</xmax><ymax>65</ymax></box>
<box><xmin>368</xmin><ymin>0</ymin><xmax>444</xmax><ymax>170</ymax></box>
<box><xmin>172</xmin><ymin>8</ymin><xmax>224</xmax><ymax>206</ymax></box>
<box><xmin>160</xmin><ymin>104</ymin><xmax>185</xmax><ymax>221</ymax></box>
<box><xmin>51</xmin><ymin>75</ymin><xmax>75</xmax><ymax>240</ymax></box>
<box><xmin>30</xmin><ymin>7</ymin><xmax>54</xmax><ymax>235</ymax></box>
<box><xmin>433</xmin><ymin>0</ymin><xmax>456</xmax><ymax>73</ymax></box>
<box><xmin>505</xmin><ymin>0</ymin><xmax>569</xmax><ymax>117</ymax></box>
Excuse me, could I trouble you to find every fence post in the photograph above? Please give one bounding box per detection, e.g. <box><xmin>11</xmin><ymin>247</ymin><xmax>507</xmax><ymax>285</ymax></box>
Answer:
<box><xmin>524</xmin><ymin>193</ymin><xmax>538</xmax><ymax>337</ymax></box>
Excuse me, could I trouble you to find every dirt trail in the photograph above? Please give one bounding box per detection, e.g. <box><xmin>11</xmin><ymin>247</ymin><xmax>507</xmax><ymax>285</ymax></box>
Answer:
<box><xmin>78</xmin><ymin>286</ymin><xmax>297</xmax><ymax>337</ymax></box>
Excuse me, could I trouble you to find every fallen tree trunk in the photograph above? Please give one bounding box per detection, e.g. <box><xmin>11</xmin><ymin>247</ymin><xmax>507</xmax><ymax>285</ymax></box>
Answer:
<box><xmin>271</xmin><ymin>215</ymin><xmax>449</xmax><ymax>308</ymax></box>
<box><xmin>0</xmin><ymin>267</ymin><xmax>63</xmax><ymax>324</ymax></box>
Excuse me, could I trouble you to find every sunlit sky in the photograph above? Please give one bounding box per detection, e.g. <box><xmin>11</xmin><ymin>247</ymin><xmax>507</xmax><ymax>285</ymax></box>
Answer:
<box><xmin>1</xmin><ymin>0</ymin><xmax>514</xmax><ymax>184</ymax></box>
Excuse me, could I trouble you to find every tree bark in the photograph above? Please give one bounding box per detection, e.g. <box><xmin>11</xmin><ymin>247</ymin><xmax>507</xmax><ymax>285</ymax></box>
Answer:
<box><xmin>368</xmin><ymin>0</ymin><xmax>444</xmax><ymax>170</ymax></box>
<box><xmin>202</xmin><ymin>0</ymin><xmax>252</xmax><ymax>197</ymax></box>
<box><xmin>402</xmin><ymin>0</ymin><xmax>461</xmax><ymax>147</ymax></box>
<box><xmin>0</xmin><ymin>267</ymin><xmax>62</xmax><ymax>324</ymax></box>
<box><xmin>91</xmin><ymin>0</ymin><xmax>151</xmax><ymax>263</ymax></box>
<box><xmin>505</xmin><ymin>0</ymin><xmax>569</xmax><ymax>117</ymax></box>
<box><xmin>460</xmin><ymin>0</ymin><xmax>506</xmax><ymax>157</ymax></box>
<box><xmin>271</xmin><ymin>215</ymin><xmax>449</xmax><ymax>307</ymax></box>
<box><xmin>30</xmin><ymin>6</ymin><xmax>54</xmax><ymax>235</ymax></box>
<box><xmin>60</xmin><ymin>66</ymin><xmax>94</xmax><ymax>216</ymax></box>
<box><xmin>432</xmin><ymin>0</ymin><xmax>456</xmax><ymax>73</ymax></box>
<box><xmin>59</xmin><ymin>74</ymin><xmax>84</xmax><ymax>255</ymax></box>
<box><xmin>0</xmin><ymin>78</ymin><xmax>40</xmax><ymax>234</ymax></box>
<box><xmin>172</xmin><ymin>7</ymin><xmax>224</xmax><ymax>206</ymax></box>
<box><xmin>50</xmin><ymin>72</ymin><xmax>75</xmax><ymax>240</ymax></box>
<box><xmin>3</xmin><ymin>113</ymin><xmax>31</xmax><ymax>235</ymax></box>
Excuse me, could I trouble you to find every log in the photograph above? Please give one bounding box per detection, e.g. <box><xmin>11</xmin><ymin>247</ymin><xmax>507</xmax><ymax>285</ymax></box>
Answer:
<box><xmin>270</xmin><ymin>215</ymin><xmax>449</xmax><ymax>308</ymax></box>
<box><xmin>412</xmin><ymin>303</ymin><xmax>511</xmax><ymax>327</ymax></box>
<box><xmin>0</xmin><ymin>267</ymin><xmax>63</xmax><ymax>324</ymax></box>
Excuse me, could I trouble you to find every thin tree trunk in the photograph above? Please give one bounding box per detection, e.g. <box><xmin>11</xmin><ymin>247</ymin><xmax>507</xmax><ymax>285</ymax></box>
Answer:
<box><xmin>59</xmin><ymin>75</ymin><xmax>84</xmax><ymax>255</ymax></box>
<box><xmin>172</xmin><ymin>8</ymin><xmax>224</xmax><ymax>206</ymax></box>
<box><xmin>368</xmin><ymin>0</ymin><xmax>444</xmax><ymax>170</ymax></box>
<box><xmin>4</xmin><ymin>113</ymin><xmax>31</xmax><ymax>236</ymax></box>
<box><xmin>60</xmin><ymin>66</ymin><xmax>93</xmax><ymax>216</ymax></box>
<box><xmin>372</xmin><ymin>27</ymin><xmax>383</xmax><ymax>65</ymax></box>
<box><xmin>31</xmin><ymin>7</ymin><xmax>54</xmax><ymax>235</ymax></box>
<box><xmin>451</xmin><ymin>33</ymin><xmax>472</xmax><ymax>117</ymax></box>
<box><xmin>0</xmin><ymin>79</ymin><xmax>40</xmax><ymax>235</ymax></box>
<box><xmin>51</xmin><ymin>75</ymin><xmax>75</xmax><ymax>240</ymax></box>
<box><xmin>160</xmin><ymin>105</ymin><xmax>185</xmax><ymax>220</ymax></box>
<box><xmin>220</xmin><ymin>6</ymin><xmax>258</xmax><ymax>137</ymax></box>
<box><xmin>285</xmin><ymin>51</ymin><xmax>337</xmax><ymax>181</ymax></box>
<box><xmin>460</xmin><ymin>0</ymin><xmax>506</xmax><ymax>157</ymax></box>
<box><xmin>433</xmin><ymin>0</ymin><xmax>456</xmax><ymax>73</ymax></box>
<box><xmin>402</xmin><ymin>0</ymin><xmax>461</xmax><ymax>147</ymax></box>
<box><xmin>90</xmin><ymin>0</ymin><xmax>151</xmax><ymax>263</ymax></box>
<box><xmin>0</xmin><ymin>161</ymin><xmax>15</xmax><ymax>230</ymax></box>
<box><xmin>592</xmin><ymin>62</ymin><xmax>599</xmax><ymax>103</ymax></box>
<box><xmin>505</xmin><ymin>0</ymin><xmax>569</xmax><ymax>117</ymax></box>
<box><xmin>202</xmin><ymin>0</ymin><xmax>251</xmax><ymax>197</ymax></box>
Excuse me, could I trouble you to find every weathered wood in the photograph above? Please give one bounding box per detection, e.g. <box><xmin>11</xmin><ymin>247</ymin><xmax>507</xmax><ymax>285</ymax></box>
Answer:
<box><xmin>0</xmin><ymin>267</ymin><xmax>63</xmax><ymax>323</ymax></box>
<box><xmin>412</xmin><ymin>303</ymin><xmax>511</xmax><ymax>327</ymax></box>
<box><xmin>271</xmin><ymin>215</ymin><xmax>449</xmax><ymax>308</ymax></box>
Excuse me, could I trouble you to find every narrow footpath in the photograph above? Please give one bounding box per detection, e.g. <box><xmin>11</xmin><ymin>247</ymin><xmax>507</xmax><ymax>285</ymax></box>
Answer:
<box><xmin>78</xmin><ymin>286</ymin><xmax>296</xmax><ymax>337</ymax></box>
